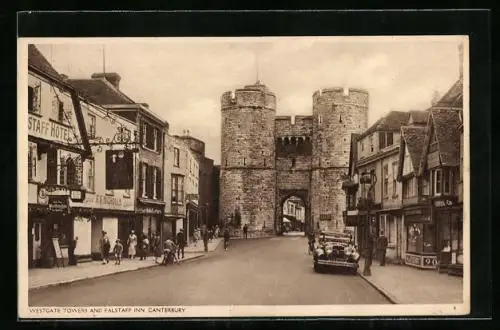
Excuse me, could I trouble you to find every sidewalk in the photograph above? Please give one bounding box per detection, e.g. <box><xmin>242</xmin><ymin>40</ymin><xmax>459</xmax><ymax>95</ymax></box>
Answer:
<box><xmin>357</xmin><ymin>258</ymin><xmax>463</xmax><ymax>304</ymax></box>
<box><xmin>29</xmin><ymin>253</ymin><xmax>204</xmax><ymax>291</ymax></box>
<box><xmin>184</xmin><ymin>238</ymin><xmax>222</xmax><ymax>253</ymax></box>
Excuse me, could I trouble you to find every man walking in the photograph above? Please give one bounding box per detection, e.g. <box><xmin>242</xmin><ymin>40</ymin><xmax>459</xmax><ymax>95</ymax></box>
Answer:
<box><xmin>377</xmin><ymin>231</ymin><xmax>389</xmax><ymax>266</ymax></box>
<box><xmin>243</xmin><ymin>224</ymin><xmax>248</xmax><ymax>239</ymax></box>
<box><xmin>176</xmin><ymin>228</ymin><xmax>185</xmax><ymax>260</ymax></box>
<box><xmin>223</xmin><ymin>227</ymin><xmax>230</xmax><ymax>251</ymax></box>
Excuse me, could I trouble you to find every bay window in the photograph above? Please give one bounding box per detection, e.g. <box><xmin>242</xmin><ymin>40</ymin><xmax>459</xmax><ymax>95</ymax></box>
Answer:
<box><xmin>431</xmin><ymin>168</ymin><xmax>456</xmax><ymax>196</ymax></box>
<box><xmin>171</xmin><ymin>174</ymin><xmax>184</xmax><ymax>205</ymax></box>
<box><xmin>141</xmin><ymin>121</ymin><xmax>162</xmax><ymax>152</ymax></box>
<box><xmin>86</xmin><ymin>159</ymin><xmax>95</xmax><ymax>192</ymax></box>
<box><xmin>383</xmin><ymin>164</ymin><xmax>389</xmax><ymax>198</ymax></box>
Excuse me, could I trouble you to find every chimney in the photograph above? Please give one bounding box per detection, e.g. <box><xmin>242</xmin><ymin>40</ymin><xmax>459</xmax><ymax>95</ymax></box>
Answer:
<box><xmin>458</xmin><ymin>43</ymin><xmax>463</xmax><ymax>79</ymax></box>
<box><xmin>91</xmin><ymin>72</ymin><xmax>121</xmax><ymax>90</ymax></box>
<box><xmin>60</xmin><ymin>74</ymin><xmax>68</xmax><ymax>80</ymax></box>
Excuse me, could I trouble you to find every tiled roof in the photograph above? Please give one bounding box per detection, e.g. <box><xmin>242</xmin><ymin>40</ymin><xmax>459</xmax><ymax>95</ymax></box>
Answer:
<box><xmin>68</xmin><ymin>78</ymin><xmax>135</xmax><ymax>105</ymax></box>
<box><xmin>434</xmin><ymin>79</ymin><xmax>463</xmax><ymax>109</ymax></box>
<box><xmin>408</xmin><ymin>110</ymin><xmax>429</xmax><ymax>126</ymax></box>
<box><xmin>359</xmin><ymin>111</ymin><xmax>410</xmax><ymax>139</ymax></box>
<box><xmin>401</xmin><ymin>126</ymin><xmax>426</xmax><ymax>175</ymax></box>
<box><xmin>28</xmin><ymin>44</ymin><xmax>62</xmax><ymax>80</ymax></box>
<box><xmin>419</xmin><ymin>108</ymin><xmax>461</xmax><ymax>173</ymax></box>
<box><xmin>431</xmin><ymin>109</ymin><xmax>461</xmax><ymax>166</ymax></box>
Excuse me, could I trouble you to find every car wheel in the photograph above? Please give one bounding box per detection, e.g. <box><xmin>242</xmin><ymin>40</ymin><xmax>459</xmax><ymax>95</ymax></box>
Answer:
<box><xmin>314</xmin><ymin>263</ymin><xmax>321</xmax><ymax>273</ymax></box>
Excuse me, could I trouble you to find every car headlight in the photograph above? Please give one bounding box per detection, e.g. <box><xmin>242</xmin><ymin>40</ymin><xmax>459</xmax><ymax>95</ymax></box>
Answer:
<box><xmin>344</xmin><ymin>247</ymin><xmax>353</xmax><ymax>256</ymax></box>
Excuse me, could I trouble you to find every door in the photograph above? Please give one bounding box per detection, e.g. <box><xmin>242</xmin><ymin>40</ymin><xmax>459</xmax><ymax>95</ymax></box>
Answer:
<box><xmin>31</xmin><ymin>222</ymin><xmax>42</xmax><ymax>267</ymax></box>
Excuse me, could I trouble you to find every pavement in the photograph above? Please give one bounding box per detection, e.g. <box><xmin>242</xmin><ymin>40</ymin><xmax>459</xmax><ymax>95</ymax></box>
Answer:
<box><xmin>184</xmin><ymin>238</ymin><xmax>222</xmax><ymax>253</ymax></box>
<box><xmin>28</xmin><ymin>253</ymin><xmax>205</xmax><ymax>291</ymax></box>
<box><xmin>357</xmin><ymin>258</ymin><xmax>463</xmax><ymax>304</ymax></box>
<box><xmin>28</xmin><ymin>235</ymin><xmax>389</xmax><ymax>306</ymax></box>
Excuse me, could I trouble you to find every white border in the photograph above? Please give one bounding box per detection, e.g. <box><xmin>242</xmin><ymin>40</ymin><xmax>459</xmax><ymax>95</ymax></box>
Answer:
<box><xmin>18</xmin><ymin>36</ymin><xmax>470</xmax><ymax>318</ymax></box>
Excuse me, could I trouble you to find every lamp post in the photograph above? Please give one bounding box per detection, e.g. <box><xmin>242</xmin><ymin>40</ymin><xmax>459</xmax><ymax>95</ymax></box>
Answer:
<box><xmin>360</xmin><ymin>170</ymin><xmax>377</xmax><ymax>276</ymax></box>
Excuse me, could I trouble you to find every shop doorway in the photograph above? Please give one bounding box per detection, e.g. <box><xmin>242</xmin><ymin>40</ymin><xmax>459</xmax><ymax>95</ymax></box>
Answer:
<box><xmin>29</xmin><ymin>221</ymin><xmax>43</xmax><ymax>268</ymax></box>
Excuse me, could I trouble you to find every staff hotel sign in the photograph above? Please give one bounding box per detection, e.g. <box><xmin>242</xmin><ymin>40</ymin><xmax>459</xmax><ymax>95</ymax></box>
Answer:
<box><xmin>28</xmin><ymin>114</ymin><xmax>76</xmax><ymax>144</ymax></box>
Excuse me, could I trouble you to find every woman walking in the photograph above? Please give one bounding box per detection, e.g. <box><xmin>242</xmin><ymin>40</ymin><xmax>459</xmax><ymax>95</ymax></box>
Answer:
<box><xmin>127</xmin><ymin>230</ymin><xmax>137</xmax><ymax>259</ymax></box>
<box><xmin>139</xmin><ymin>233</ymin><xmax>149</xmax><ymax>261</ymax></box>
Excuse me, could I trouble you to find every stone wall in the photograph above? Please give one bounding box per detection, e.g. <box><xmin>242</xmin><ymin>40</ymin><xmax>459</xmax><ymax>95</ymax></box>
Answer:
<box><xmin>311</xmin><ymin>168</ymin><xmax>348</xmax><ymax>232</ymax></box>
<box><xmin>219</xmin><ymin>169</ymin><xmax>275</xmax><ymax>229</ymax></box>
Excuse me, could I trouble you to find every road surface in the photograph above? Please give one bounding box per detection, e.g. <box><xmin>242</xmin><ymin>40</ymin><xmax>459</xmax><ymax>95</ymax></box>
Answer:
<box><xmin>29</xmin><ymin>236</ymin><xmax>390</xmax><ymax>306</ymax></box>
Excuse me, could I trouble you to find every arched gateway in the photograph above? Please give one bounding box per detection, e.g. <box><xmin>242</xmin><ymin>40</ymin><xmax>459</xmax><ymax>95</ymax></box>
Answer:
<box><xmin>219</xmin><ymin>81</ymin><xmax>368</xmax><ymax>235</ymax></box>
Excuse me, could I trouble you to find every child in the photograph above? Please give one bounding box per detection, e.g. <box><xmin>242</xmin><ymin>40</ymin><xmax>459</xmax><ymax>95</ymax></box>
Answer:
<box><xmin>113</xmin><ymin>239</ymin><xmax>124</xmax><ymax>265</ymax></box>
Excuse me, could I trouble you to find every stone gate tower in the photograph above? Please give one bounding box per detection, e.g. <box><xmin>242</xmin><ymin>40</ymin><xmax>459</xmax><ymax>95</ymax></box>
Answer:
<box><xmin>311</xmin><ymin>88</ymin><xmax>369</xmax><ymax>231</ymax></box>
<box><xmin>220</xmin><ymin>82</ymin><xmax>276</xmax><ymax>229</ymax></box>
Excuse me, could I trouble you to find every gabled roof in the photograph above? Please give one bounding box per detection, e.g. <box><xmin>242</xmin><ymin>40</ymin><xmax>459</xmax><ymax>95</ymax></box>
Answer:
<box><xmin>434</xmin><ymin>79</ymin><xmax>463</xmax><ymax>109</ymax></box>
<box><xmin>28</xmin><ymin>44</ymin><xmax>62</xmax><ymax>81</ymax></box>
<box><xmin>397</xmin><ymin>126</ymin><xmax>426</xmax><ymax>180</ymax></box>
<box><xmin>68</xmin><ymin>78</ymin><xmax>135</xmax><ymax>105</ymax></box>
<box><xmin>418</xmin><ymin>108</ymin><xmax>461</xmax><ymax>175</ymax></box>
<box><xmin>408</xmin><ymin>110</ymin><xmax>429</xmax><ymax>126</ymax></box>
<box><xmin>359</xmin><ymin>111</ymin><xmax>410</xmax><ymax>139</ymax></box>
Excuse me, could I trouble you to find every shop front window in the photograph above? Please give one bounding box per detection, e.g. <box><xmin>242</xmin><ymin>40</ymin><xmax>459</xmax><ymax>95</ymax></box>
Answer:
<box><xmin>422</xmin><ymin>223</ymin><xmax>435</xmax><ymax>253</ymax></box>
<box><xmin>407</xmin><ymin>223</ymin><xmax>422</xmax><ymax>253</ymax></box>
<box><xmin>451</xmin><ymin>214</ymin><xmax>463</xmax><ymax>264</ymax></box>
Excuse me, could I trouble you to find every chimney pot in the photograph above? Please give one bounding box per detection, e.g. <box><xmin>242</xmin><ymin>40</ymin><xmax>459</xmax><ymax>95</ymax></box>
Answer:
<box><xmin>91</xmin><ymin>72</ymin><xmax>121</xmax><ymax>90</ymax></box>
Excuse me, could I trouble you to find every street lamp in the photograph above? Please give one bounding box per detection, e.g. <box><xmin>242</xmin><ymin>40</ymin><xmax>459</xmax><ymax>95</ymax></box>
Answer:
<box><xmin>359</xmin><ymin>170</ymin><xmax>377</xmax><ymax>276</ymax></box>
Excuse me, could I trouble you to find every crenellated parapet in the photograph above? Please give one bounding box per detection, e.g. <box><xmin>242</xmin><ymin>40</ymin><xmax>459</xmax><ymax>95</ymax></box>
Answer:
<box><xmin>221</xmin><ymin>82</ymin><xmax>276</xmax><ymax>111</ymax></box>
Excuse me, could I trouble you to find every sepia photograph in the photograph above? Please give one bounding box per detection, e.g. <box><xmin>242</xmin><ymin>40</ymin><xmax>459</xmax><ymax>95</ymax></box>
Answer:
<box><xmin>18</xmin><ymin>35</ymin><xmax>469</xmax><ymax>318</ymax></box>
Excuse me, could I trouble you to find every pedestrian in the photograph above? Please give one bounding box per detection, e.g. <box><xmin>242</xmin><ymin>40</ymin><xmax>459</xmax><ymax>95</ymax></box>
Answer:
<box><xmin>176</xmin><ymin>228</ymin><xmax>185</xmax><ymax>259</ymax></box>
<box><xmin>139</xmin><ymin>233</ymin><xmax>149</xmax><ymax>260</ymax></box>
<box><xmin>99</xmin><ymin>231</ymin><xmax>111</xmax><ymax>264</ymax></box>
<box><xmin>377</xmin><ymin>231</ymin><xmax>389</xmax><ymax>266</ymax></box>
<box><xmin>243</xmin><ymin>224</ymin><xmax>248</xmax><ymax>239</ymax></box>
<box><xmin>127</xmin><ymin>230</ymin><xmax>137</xmax><ymax>259</ymax></box>
<box><xmin>223</xmin><ymin>227</ymin><xmax>230</xmax><ymax>250</ymax></box>
<box><xmin>113</xmin><ymin>239</ymin><xmax>124</xmax><ymax>265</ymax></box>
<box><xmin>163</xmin><ymin>237</ymin><xmax>179</xmax><ymax>264</ymax></box>
<box><xmin>68</xmin><ymin>236</ymin><xmax>78</xmax><ymax>266</ymax></box>
<box><xmin>153</xmin><ymin>233</ymin><xmax>162</xmax><ymax>264</ymax></box>
<box><xmin>202</xmin><ymin>226</ymin><xmax>210</xmax><ymax>252</ymax></box>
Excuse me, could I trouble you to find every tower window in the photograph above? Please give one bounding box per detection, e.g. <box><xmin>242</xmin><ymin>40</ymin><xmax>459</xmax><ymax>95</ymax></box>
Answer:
<box><xmin>291</xmin><ymin>158</ymin><xmax>296</xmax><ymax>168</ymax></box>
<box><xmin>243</xmin><ymin>158</ymin><xmax>246</xmax><ymax>165</ymax></box>
<box><xmin>339</xmin><ymin>115</ymin><xmax>343</xmax><ymax>123</ymax></box>
<box><xmin>264</xmin><ymin>159</ymin><xmax>266</xmax><ymax>166</ymax></box>
<box><xmin>225</xmin><ymin>159</ymin><xmax>228</xmax><ymax>166</ymax></box>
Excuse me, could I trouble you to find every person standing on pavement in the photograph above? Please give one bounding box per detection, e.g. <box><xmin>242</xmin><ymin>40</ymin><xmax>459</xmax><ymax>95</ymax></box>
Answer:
<box><xmin>153</xmin><ymin>233</ymin><xmax>163</xmax><ymax>264</ymax></box>
<box><xmin>223</xmin><ymin>227</ymin><xmax>230</xmax><ymax>251</ymax></box>
<box><xmin>176</xmin><ymin>228</ymin><xmax>185</xmax><ymax>260</ymax></box>
<box><xmin>127</xmin><ymin>230</ymin><xmax>137</xmax><ymax>259</ymax></box>
<box><xmin>377</xmin><ymin>231</ymin><xmax>389</xmax><ymax>266</ymax></box>
<box><xmin>139</xmin><ymin>233</ymin><xmax>149</xmax><ymax>261</ymax></box>
<box><xmin>202</xmin><ymin>226</ymin><xmax>209</xmax><ymax>252</ymax></box>
<box><xmin>113</xmin><ymin>239</ymin><xmax>123</xmax><ymax>265</ymax></box>
<box><xmin>99</xmin><ymin>231</ymin><xmax>111</xmax><ymax>264</ymax></box>
<box><xmin>243</xmin><ymin>224</ymin><xmax>248</xmax><ymax>239</ymax></box>
<box><xmin>69</xmin><ymin>236</ymin><xmax>78</xmax><ymax>266</ymax></box>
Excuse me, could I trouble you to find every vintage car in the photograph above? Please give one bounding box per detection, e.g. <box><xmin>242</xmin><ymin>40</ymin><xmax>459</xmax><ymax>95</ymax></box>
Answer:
<box><xmin>313</xmin><ymin>231</ymin><xmax>360</xmax><ymax>274</ymax></box>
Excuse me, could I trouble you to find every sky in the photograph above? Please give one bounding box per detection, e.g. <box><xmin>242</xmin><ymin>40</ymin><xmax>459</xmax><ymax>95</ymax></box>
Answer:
<box><xmin>35</xmin><ymin>36</ymin><xmax>465</xmax><ymax>164</ymax></box>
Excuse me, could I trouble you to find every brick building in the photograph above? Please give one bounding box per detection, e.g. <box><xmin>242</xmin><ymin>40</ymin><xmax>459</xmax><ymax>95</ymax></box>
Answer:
<box><xmin>220</xmin><ymin>81</ymin><xmax>368</xmax><ymax>234</ymax></box>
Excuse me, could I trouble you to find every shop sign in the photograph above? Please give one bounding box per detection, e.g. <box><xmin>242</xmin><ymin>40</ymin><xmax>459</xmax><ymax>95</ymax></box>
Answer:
<box><xmin>28</xmin><ymin>114</ymin><xmax>77</xmax><ymax>145</ymax></box>
<box><xmin>48</xmin><ymin>195</ymin><xmax>69</xmax><ymax>213</ymax></box>
<box><xmin>38</xmin><ymin>185</ymin><xmax>71</xmax><ymax>205</ymax></box>
<box><xmin>70</xmin><ymin>189</ymin><xmax>85</xmax><ymax>202</ymax></box>
<box><xmin>70</xmin><ymin>194</ymin><xmax>134</xmax><ymax>211</ymax></box>
<box><xmin>405</xmin><ymin>254</ymin><xmax>422</xmax><ymax>267</ymax></box>
<box><xmin>136</xmin><ymin>207</ymin><xmax>163</xmax><ymax>215</ymax></box>
<box><xmin>422</xmin><ymin>256</ymin><xmax>438</xmax><ymax>268</ymax></box>
<box><xmin>347</xmin><ymin>210</ymin><xmax>359</xmax><ymax>216</ymax></box>
<box><xmin>433</xmin><ymin>196</ymin><xmax>457</xmax><ymax>208</ymax></box>
<box><xmin>404</xmin><ymin>208</ymin><xmax>431</xmax><ymax>223</ymax></box>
